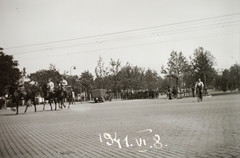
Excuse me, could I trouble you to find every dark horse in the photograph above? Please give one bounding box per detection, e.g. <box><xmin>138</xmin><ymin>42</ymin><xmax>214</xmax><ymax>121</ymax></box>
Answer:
<box><xmin>40</xmin><ymin>83</ymin><xmax>58</xmax><ymax>111</ymax></box>
<box><xmin>54</xmin><ymin>83</ymin><xmax>66</xmax><ymax>109</ymax></box>
<box><xmin>196</xmin><ymin>85</ymin><xmax>203</xmax><ymax>102</ymax></box>
<box><xmin>65</xmin><ymin>86</ymin><xmax>74</xmax><ymax>108</ymax></box>
<box><xmin>7</xmin><ymin>82</ymin><xmax>39</xmax><ymax>114</ymax></box>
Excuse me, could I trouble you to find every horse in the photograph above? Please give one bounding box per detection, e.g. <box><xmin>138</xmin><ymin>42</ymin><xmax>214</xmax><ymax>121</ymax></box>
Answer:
<box><xmin>54</xmin><ymin>83</ymin><xmax>66</xmax><ymax>109</ymax></box>
<box><xmin>7</xmin><ymin>82</ymin><xmax>39</xmax><ymax>114</ymax></box>
<box><xmin>65</xmin><ymin>86</ymin><xmax>74</xmax><ymax>108</ymax></box>
<box><xmin>196</xmin><ymin>85</ymin><xmax>203</xmax><ymax>102</ymax></box>
<box><xmin>40</xmin><ymin>83</ymin><xmax>58</xmax><ymax>111</ymax></box>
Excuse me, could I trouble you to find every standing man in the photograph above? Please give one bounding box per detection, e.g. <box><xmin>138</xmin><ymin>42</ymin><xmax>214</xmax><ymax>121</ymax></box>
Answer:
<box><xmin>191</xmin><ymin>85</ymin><xmax>195</xmax><ymax>97</ymax></box>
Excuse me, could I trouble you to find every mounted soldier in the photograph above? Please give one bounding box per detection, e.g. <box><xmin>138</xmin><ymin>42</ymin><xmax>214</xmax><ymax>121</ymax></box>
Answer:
<box><xmin>59</xmin><ymin>76</ymin><xmax>68</xmax><ymax>97</ymax></box>
<box><xmin>47</xmin><ymin>78</ymin><xmax>55</xmax><ymax>95</ymax></box>
<box><xmin>16</xmin><ymin>74</ymin><xmax>27</xmax><ymax>97</ymax></box>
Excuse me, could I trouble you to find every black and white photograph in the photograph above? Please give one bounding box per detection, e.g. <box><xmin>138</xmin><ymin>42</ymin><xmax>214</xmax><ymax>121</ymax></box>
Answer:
<box><xmin>0</xmin><ymin>0</ymin><xmax>240</xmax><ymax>157</ymax></box>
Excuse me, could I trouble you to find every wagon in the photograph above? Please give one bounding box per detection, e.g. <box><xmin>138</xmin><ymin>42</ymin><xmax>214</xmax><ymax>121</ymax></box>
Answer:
<box><xmin>91</xmin><ymin>89</ymin><xmax>107</xmax><ymax>103</ymax></box>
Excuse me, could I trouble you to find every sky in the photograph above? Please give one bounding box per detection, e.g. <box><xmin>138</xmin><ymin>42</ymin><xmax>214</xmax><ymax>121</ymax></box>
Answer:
<box><xmin>0</xmin><ymin>0</ymin><xmax>240</xmax><ymax>77</ymax></box>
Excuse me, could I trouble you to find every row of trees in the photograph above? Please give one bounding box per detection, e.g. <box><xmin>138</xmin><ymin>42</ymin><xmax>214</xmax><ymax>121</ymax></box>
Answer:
<box><xmin>0</xmin><ymin>46</ymin><xmax>239</xmax><ymax>99</ymax></box>
<box><xmin>161</xmin><ymin>47</ymin><xmax>216</xmax><ymax>92</ymax></box>
<box><xmin>214</xmin><ymin>64</ymin><xmax>240</xmax><ymax>92</ymax></box>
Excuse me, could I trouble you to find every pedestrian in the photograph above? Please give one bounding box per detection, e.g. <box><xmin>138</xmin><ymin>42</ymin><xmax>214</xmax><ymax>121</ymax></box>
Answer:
<box><xmin>192</xmin><ymin>86</ymin><xmax>195</xmax><ymax>97</ymax></box>
<box><xmin>168</xmin><ymin>87</ymin><xmax>172</xmax><ymax>100</ymax></box>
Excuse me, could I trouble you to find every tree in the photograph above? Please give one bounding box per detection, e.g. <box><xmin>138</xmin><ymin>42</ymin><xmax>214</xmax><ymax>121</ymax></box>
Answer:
<box><xmin>118</xmin><ymin>62</ymin><xmax>133</xmax><ymax>91</ymax></box>
<box><xmin>161</xmin><ymin>51</ymin><xmax>188</xmax><ymax>88</ymax></box>
<box><xmin>109</xmin><ymin>58</ymin><xmax>121</xmax><ymax>98</ymax></box>
<box><xmin>65</xmin><ymin>75</ymin><xmax>81</xmax><ymax>94</ymax></box>
<box><xmin>191</xmin><ymin>47</ymin><xmax>216</xmax><ymax>90</ymax></box>
<box><xmin>0</xmin><ymin>50</ymin><xmax>21</xmax><ymax>96</ymax></box>
<box><xmin>80</xmin><ymin>70</ymin><xmax>94</xmax><ymax>93</ymax></box>
<box><xmin>94</xmin><ymin>56</ymin><xmax>108</xmax><ymax>89</ymax></box>
<box><xmin>229</xmin><ymin>64</ymin><xmax>240</xmax><ymax>91</ymax></box>
<box><xmin>28</xmin><ymin>64</ymin><xmax>62</xmax><ymax>85</ymax></box>
<box><xmin>145</xmin><ymin>69</ymin><xmax>158</xmax><ymax>91</ymax></box>
<box><xmin>221</xmin><ymin>69</ymin><xmax>230</xmax><ymax>92</ymax></box>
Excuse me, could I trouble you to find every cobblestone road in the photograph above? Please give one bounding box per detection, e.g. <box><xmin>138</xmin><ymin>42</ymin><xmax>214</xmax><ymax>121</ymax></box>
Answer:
<box><xmin>0</xmin><ymin>93</ymin><xmax>240</xmax><ymax>158</ymax></box>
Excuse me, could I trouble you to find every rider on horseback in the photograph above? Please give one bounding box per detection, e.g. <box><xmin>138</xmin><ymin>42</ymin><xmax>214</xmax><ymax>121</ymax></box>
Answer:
<box><xmin>47</xmin><ymin>78</ymin><xmax>54</xmax><ymax>94</ymax></box>
<box><xmin>59</xmin><ymin>76</ymin><xmax>68</xmax><ymax>97</ymax></box>
<box><xmin>16</xmin><ymin>74</ymin><xmax>27</xmax><ymax>96</ymax></box>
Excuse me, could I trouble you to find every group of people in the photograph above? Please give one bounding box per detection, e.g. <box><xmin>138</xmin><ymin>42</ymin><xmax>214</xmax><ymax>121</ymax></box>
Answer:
<box><xmin>16</xmin><ymin>75</ymin><xmax>69</xmax><ymax>97</ymax></box>
<box><xmin>167</xmin><ymin>78</ymin><xmax>205</xmax><ymax>100</ymax></box>
<box><xmin>47</xmin><ymin>77</ymin><xmax>68</xmax><ymax>94</ymax></box>
<box><xmin>167</xmin><ymin>86</ymin><xmax>181</xmax><ymax>100</ymax></box>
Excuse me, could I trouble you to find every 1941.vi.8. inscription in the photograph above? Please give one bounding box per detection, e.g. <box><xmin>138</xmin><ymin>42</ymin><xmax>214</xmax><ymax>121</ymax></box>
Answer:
<box><xmin>99</xmin><ymin>129</ymin><xmax>163</xmax><ymax>152</ymax></box>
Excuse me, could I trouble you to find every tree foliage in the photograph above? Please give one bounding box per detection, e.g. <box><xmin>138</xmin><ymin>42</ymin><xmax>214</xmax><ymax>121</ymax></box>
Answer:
<box><xmin>161</xmin><ymin>51</ymin><xmax>188</xmax><ymax>87</ymax></box>
<box><xmin>0</xmin><ymin>50</ymin><xmax>21</xmax><ymax>96</ymax></box>
<box><xmin>94</xmin><ymin>56</ymin><xmax>108</xmax><ymax>88</ymax></box>
<box><xmin>80</xmin><ymin>70</ymin><xmax>94</xmax><ymax>93</ymax></box>
<box><xmin>191</xmin><ymin>47</ymin><xmax>216</xmax><ymax>87</ymax></box>
<box><xmin>28</xmin><ymin>64</ymin><xmax>62</xmax><ymax>85</ymax></box>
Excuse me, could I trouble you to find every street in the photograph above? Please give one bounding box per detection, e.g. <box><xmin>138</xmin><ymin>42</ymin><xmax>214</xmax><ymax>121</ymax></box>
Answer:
<box><xmin>0</xmin><ymin>93</ymin><xmax>240</xmax><ymax>158</ymax></box>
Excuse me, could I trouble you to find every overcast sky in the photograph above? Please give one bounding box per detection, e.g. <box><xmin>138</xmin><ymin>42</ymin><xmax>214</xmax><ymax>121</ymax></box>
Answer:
<box><xmin>1</xmin><ymin>0</ymin><xmax>239</xmax><ymax>77</ymax></box>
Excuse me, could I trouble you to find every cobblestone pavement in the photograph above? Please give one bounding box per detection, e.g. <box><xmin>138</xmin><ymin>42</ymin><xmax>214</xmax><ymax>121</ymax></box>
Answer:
<box><xmin>0</xmin><ymin>93</ymin><xmax>240</xmax><ymax>158</ymax></box>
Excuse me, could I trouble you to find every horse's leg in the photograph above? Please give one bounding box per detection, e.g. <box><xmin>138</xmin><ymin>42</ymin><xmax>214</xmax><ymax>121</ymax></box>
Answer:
<box><xmin>57</xmin><ymin>98</ymin><xmax>62</xmax><ymax>109</ymax></box>
<box><xmin>68</xmin><ymin>97</ymin><xmax>71</xmax><ymax>109</ymax></box>
<box><xmin>62</xmin><ymin>98</ymin><xmax>66</xmax><ymax>108</ymax></box>
<box><xmin>54</xmin><ymin>99</ymin><xmax>57</xmax><ymax>110</ymax></box>
<box><xmin>43</xmin><ymin>99</ymin><xmax>46</xmax><ymax>110</ymax></box>
<box><xmin>33</xmin><ymin>98</ymin><xmax>37</xmax><ymax>112</ymax></box>
<box><xmin>16</xmin><ymin>101</ymin><xmax>19</xmax><ymax>115</ymax></box>
<box><xmin>49</xmin><ymin>99</ymin><xmax>53</xmax><ymax>111</ymax></box>
<box><xmin>24</xmin><ymin>99</ymin><xmax>29</xmax><ymax>113</ymax></box>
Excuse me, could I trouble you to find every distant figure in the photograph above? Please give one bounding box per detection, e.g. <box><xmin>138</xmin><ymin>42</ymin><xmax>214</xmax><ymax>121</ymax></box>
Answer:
<box><xmin>168</xmin><ymin>87</ymin><xmax>172</xmax><ymax>100</ymax></box>
<box><xmin>195</xmin><ymin>78</ymin><xmax>204</xmax><ymax>102</ymax></box>
<box><xmin>191</xmin><ymin>86</ymin><xmax>195</xmax><ymax>97</ymax></box>
<box><xmin>72</xmin><ymin>91</ymin><xmax>75</xmax><ymax>104</ymax></box>
<box><xmin>177</xmin><ymin>86</ymin><xmax>182</xmax><ymax>99</ymax></box>
<box><xmin>172</xmin><ymin>87</ymin><xmax>177</xmax><ymax>98</ymax></box>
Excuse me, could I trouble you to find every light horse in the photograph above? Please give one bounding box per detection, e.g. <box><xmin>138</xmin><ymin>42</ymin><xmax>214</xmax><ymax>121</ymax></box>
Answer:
<box><xmin>7</xmin><ymin>82</ymin><xmax>39</xmax><ymax>115</ymax></box>
<box><xmin>40</xmin><ymin>83</ymin><xmax>58</xmax><ymax>111</ymax></box>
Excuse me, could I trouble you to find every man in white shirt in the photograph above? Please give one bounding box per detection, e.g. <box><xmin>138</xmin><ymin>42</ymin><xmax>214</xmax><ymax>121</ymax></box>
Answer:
<box><xmin>47</xmin><ymin>78</ymin><xmax>54</xmax><ymax>93</ymax></box>
<box><xmin>17</xmin><ymin>75</ymin><xmax>27</xmax><ymax>96</ymax></box>
<box><xmin>59</xmin><ymin>77</ymin><xmax>68</xmax><ymax>96</ymax></box>
<box><xmin>195</xmin><ymin>78</ymin><xmax>204</xmax><ymax>101</ymax></box>
<box><xmin>195</xmin><ymin>78</ymin><xmax>204</xmax><ymax>89</ymax></box>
